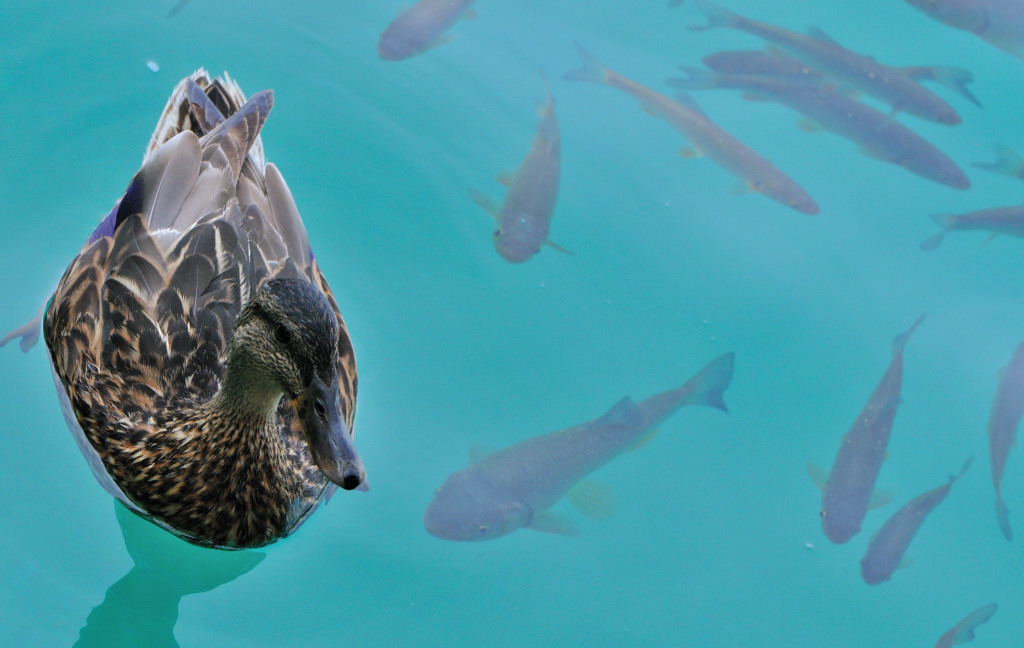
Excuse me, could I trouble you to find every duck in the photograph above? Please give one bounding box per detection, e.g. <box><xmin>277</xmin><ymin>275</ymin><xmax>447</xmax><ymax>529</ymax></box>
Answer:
<box><xmin>34</xmin><ymin>70</ymin><xmax>366</xmax><ymax>549</ymax></box>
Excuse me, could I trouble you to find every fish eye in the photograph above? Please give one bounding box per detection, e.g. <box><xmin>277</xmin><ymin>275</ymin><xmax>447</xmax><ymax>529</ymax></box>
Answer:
<box><xmin>819</xmin><ymin>510</ymin><xmax>826</xmax><ymax>518</ymax></box>
<box><xmin>477</xmin><ymin>524</ymin><xmax>489</xmax><ymax>534</ymax></box>
<box><xmin>275</xmin><ymin>324</ymin><xmax>292</xmax><ymax>344</ymax></box>
<box><xmin>493</xmin><ymin>229</ymin><xmax>502</xmax><ymax>238</ymax></box>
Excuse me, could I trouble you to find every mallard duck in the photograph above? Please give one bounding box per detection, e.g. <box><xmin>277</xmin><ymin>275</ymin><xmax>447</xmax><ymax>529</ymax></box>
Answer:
<box><xmin>39</xmin><ymin>70</ymin><xmax>365</xmax><ymax>549</ymax></box>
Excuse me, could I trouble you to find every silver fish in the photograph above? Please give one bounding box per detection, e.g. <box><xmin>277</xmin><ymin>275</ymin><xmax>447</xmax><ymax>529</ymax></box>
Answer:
<box><xmin>920</xmin><ymin>206</ymin><xmax>1024</xmax><ymax>250</ymax></box>
<box><xmin>811</xmin><ymin>315</ymin><xmax>925</xmax><ymax>544</ymax></box>
<box><xmin>987</xmin><ymin>342</ymin><xmax>1024</xmax><ymax>540</ymax></box>
<box><xmin>423</xmin><ymin>353</ymin><xmax>734</xmax><ymax>541</ymax></box>
<box><xmin>904</xmin><ymin>0</ymin><xmax>1024</xmax><ymax>58</ymax></box>
<box><xmin>689</xmin><ymin>0</ymin><xmax>978</xmax><ymax>123</ymax></box>
<box><xmin>933</xmin><ymin>603</ymin><xmax>998</xmax><ymax>648</ymax></box>
<box><xmin>470</xmin><ymin>74</ymin><xmax>568</xmax><ymax>263</ymax></box>
<box><xmin>377</xmin><ymin>0</ymin><xmax>477</xmax><ymax>61</ymax></box>
<box><xmin>860</xmin><ymin>458</ymin><xmax>972</xmax><ymax>585</ymax></box>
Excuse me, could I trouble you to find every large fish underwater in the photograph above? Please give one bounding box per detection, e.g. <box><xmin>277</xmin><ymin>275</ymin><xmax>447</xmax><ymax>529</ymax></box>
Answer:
<box><xmin>423</xmin><ymin>353</ymin><xmax>734</xmax><ymax>541</ymax></box>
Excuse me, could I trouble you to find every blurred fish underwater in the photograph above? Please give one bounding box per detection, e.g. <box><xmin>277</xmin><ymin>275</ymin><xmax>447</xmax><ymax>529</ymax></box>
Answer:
<box><xmin>2</xmin><ymin>0</ymin><xmax>1024</xmax><ymax>646</ymax></box>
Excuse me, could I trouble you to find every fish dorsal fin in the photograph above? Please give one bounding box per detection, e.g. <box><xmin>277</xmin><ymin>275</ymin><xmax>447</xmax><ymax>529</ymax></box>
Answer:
<box><xmin>528</xmin><ymin>510</ymin><xmax>578</xmax><ymax>536</ymax></box>
<box><xmin>806</xmin><ymin>463</ymin><xmax>828</xmax><ymax>491</ymax></box>
<box><xmin>672</xmin><ymin>91</ymin><xmax>708</xmax><ymax>117</ymax></box>
<box><xmin>595</xmin><ymin>397</ymin><xmax>644</xmax><ymax>429</ymax></box>
<box><xmin>468</xmin><ymin>444</ymin><xmax>499</xmax><ymax>465</ymax></box>
<box><xmin>806</xmin><ymin>26</ymin><xmax>841</xmax><ymax>47</ymax></box>
<box><xmin>566</xmin><ymin>480</ymin><xmax>617</xmax><ymax>521</ymax></box>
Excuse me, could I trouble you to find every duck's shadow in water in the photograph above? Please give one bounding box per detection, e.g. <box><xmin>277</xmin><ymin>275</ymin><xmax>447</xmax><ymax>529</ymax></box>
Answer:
<box><xmin>74</xmin><ymin>502</ymin><xmax>265</xmax><ymax>648</ymax></box>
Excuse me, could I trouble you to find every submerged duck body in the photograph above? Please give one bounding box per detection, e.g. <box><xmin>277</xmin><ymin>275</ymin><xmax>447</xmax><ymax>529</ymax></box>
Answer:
<box><xmin>42</xmin><ymin>70</ymin><xmax>365</xmax><ymax>549</ymax></box>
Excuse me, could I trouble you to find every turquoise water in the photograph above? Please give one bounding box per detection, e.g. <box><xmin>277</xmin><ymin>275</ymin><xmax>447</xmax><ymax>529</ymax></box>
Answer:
<box><xmin>3</xmin><ymin>0</ymin><xmax>1024</xmax><ymax>645</ymax></box>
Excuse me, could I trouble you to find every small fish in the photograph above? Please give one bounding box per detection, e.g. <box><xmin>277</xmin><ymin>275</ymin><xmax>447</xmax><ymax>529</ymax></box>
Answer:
<box><xmin>904</xmin><ymin>0</ymin><xmax>1024</xmax><ymax>58</ymax></box>
<box><xmin>470</xmin><ymin>74</ymin><xmax>568</xmax><ymax>263</ymax></box>
<box><xmin>563</xmin><ymin>44</ymin><xmax>818</xmax><ymax>215</ymax></box>
<box><xmin>423</xmin><ymin>353</ymin><xmax>734</xmax><ymax>541</ymax></box>
<box><xmin>987</xmin><ymin>342</ymin><xmax>1024</xmax><ymax>540</ymax></box>
<box><xmin>689</xmin><ymin>0</ymin><xmax>979</xmax><ymax>123</ymax></box>
<box><xmin>667</xmin><ymin>58</ymin><xmax>969</xmax><ymax>189</ymax></box>
<box><xmin>934</xmin><ymin>603</ymin><xmax>998</xmax><ymax>648</ymax></box>
<box><xmin>973</xmin><ymin>142</ymin><xmax>1024</xmax><ymax>181</ymax></box>
<box><xmin>377</xmin><ymin>0</ymin><xmax>477</xmax><ymax>61</ymax></box>
<box><xmin>810</xmin><ymin>315</ymin><xmax>925</xmax><ymax>544</ymax></box>
<box><xmin>860</xmin><ymin>457</ymin><xmax>972</xmax><ymax>585</ymax></box>
<box><xmin>919</xmin><ymin>206</ymin><xmax>1024</xmax><ymax>250</ymax></box>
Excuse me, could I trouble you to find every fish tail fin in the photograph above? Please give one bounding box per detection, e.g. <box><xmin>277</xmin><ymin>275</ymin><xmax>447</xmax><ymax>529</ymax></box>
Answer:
<box><xmin>996</xmin><ymin>495</ymin><xmax>1013</xmax><ymax>541</ymax></box>
<box><xmin>665</xmin><ymin>66</ymin><xmax>718</xmax><ymax>91</ymax></box>
<box><xmin>973</xmin><ymin>143</ymin><xmax>1024</xmax><ymax>179</ymax></box>
<box><xmin>682</xmin><ymin>352</ymin><xmax>735</xmax><ymax>411</ymax></box>
<box><xmin>920</xmin><ymin>213</ymin><xmax>958</xmax><ymax>250</ymax></box>
<box><xmin>904</xmin><ymin>65</ymin><xmax>981</xmax><ymax>107</ymax></box>
<box><xmin>891</xmin><ymin>314</ymin><xmax>926</xmax><ymax>357</ymax></box>
<box><xmin>0</xmin><ymin>302</ymin><xmax>45</xmax><ymax>353</ymax></box>
<box><xmin>918</xmin><ymin>232</ymin><xmax>945</xmax><ymax>251</ymax></box>
<box><xmin>689</xmin><ymin>0</ymin><xmax>739</xmax><ymax>32</ymax></box>
<box><xmin>951</xmin><ymin>455</ymin><xmax>973</xmax><ymax>482</ymax></box>
<box><xmin>563</xmin><ymin>43</ymin><xmax>611</xmax><ymax>84</ymax></box>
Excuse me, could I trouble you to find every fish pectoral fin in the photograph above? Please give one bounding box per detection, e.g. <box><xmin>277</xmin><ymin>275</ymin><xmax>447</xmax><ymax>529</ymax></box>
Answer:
<box><xmin>678</xmin><ymin>146</ymin><xmax>704</xmax><ymax>158</ymax></box>
<box><xmin>566</xmin><ymin>480</ymin><xmax>617</xmax><ymax>521</ymax></box>
<box><xmin>468</xmin><ymin>188</ymin><xmax>501</xmax><ymax>220</ymax></box>
<box><xmin>856</xmin><ymin>145</ymin><xmax>889</xmax><ymax>162</ymax></box>
<box><xmin>529</xmin><ymin>510</ymin><xmax>578</xmax><ymax>536</ymax></box>
<box><xmin>897</xmin><ymin>555</ymin><xmax>914</xmax><ymax>570</ymax></box>
<box><xmin>544</xmin><ymin>239</ymin><xmax>573</xmax><ymax>255</ymax></box>
<box><xmin>740</xmin><ymin>92</ymin><xmax>772</xmax><ymax>102</ymax></box>
<box><xmin>424</xmin><ymin>34</ymin><xmax>455</xmax><ymax>53</ymax></box>
<box><xmin>639</xmin><ymin>101</ymin><xmax>662</xmax><ymax>118</ymax></box>
<box><xmin>805</xmin><ymin>463</ymin><xmax>828</xmax><ymax>492</ymax></box>
<box><xmin>868</xmin><ymin>489</ymin><xmax>893</xmax><ymax>509</ymax></box>
<box><xmin>496</xmin><ymin>171</ymin><xmax>515</xmax><ymax>187</ymax></box>
<box><xmin>461</xmin><ymin>8</ymin><xmax>478</xmax><ymax>20</ymax></box>
<box><xmin>984</xmin><ymin>233</ymin><xmax>1001</xmax><ymax>246</ymax></box>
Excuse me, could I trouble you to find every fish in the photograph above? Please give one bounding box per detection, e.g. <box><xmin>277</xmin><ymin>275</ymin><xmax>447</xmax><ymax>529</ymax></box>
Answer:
<box><xmin>919</xmin><ymin>206</ymin><xmax>1024</xmax><ymax>250</ymax></box>
<box><xmin>860</xmin><ymin>457</ymin><xmax>972</xmax><ymax>585</ymax></box>
<box><xmin>469</xmin><ymin>74</ymin><xmax>569</xmax><ymax>263</ymax></box>
<box><xmin>933</xmin><ymin>603</ymin><xmax>998</xmax><ymax>648</ymax></box>
<box><xmin>809</xmin><ymin>315</ymin><xmax>925</xmax><ymax>544</ymax></box>
<box><xmin>377</xmin><ymin>0</ymin><xmax>478</xmax><ymax>61</ymax></box>
<box><xmin>986</xmin><ymin>342</ymin><xmax>1024</xmax><ymax>540</ymax></box>
<box><xmin>423</xmin><ymin>353</ymin><xmax>735</xmax><ymax>541</ymax></box>
<box><xmin>973</xmin><ymin>142</ymin><xmax>1024</xmax><ymax>181</ymax></box>
<box><xmin>689</xmin><ymin>0</ymin><xmax>979</xmax><ymax>123</ymax></box>
<box><xmin>667</xmin><ymin>60</ymin><xmax>969</xmax><ymax>190</ymax></box>
<box><xmin>904</xmin><ymin>0</ymin><xmax>1024</xmax><ymax>58</ymax></box>
<box><xmin>166</xmin><ymin>0</ymin><xmax>190</xmax><ymax>18</ymax></box>
<box><xmin>562</xmin><ymin>44</ymin><xmax>818</xmax><ymax>215</ymax></box>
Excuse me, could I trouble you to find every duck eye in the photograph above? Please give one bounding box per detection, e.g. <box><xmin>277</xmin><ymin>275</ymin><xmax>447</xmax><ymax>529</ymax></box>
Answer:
<box><xmin>275</xmin><ymin>324</ymin><xmax>292</xmax><ymax>344</ymax></box>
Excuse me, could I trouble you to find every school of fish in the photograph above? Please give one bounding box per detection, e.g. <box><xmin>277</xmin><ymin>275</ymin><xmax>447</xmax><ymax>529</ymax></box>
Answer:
<box><xmin>4</xmin><ymin>0</ymin><xmax>1017</xmax><ymax>644</ymax></box>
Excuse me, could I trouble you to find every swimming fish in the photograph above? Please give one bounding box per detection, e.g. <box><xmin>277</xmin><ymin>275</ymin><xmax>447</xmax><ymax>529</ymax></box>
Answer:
<box><xmin>667</xmin><ymin>59</ymin><xmax>969</xmax><ymax>189</ymax></box>
<box><xmin>860</xmin><ymin>457</ymin><xmax>972</xmax><ymax>585</ymax></box>
<box><xmin>470</xmin><ymin>75</ymin><xmax>568</xmax><ymax>263</ymax></box>
<box><xmin>933</xmin><ymin>603</ymin><xmax>998</xmax><ymax>648</ymax></box>
<box><xmin>377</xmin><ymin>0</ymin><xmax>477</xmax><ymax>61</ymax></box>
<box><xmin>919</xmin><ymin>206</ymin><xmax>1024</xmax><ymax>250</ymax></box>
<box><xmin>423</xmin><ymin>353</ymin><xmax>734</xmax><ymax>541</ymax></box>
<box><xmin>809</xmin><ymin>315</ymin><xmax>925</xmax><ymax>544</ymax></box>
<box><xmin>689</xmin><ymin>0</ymin><xmax>979</xmax><ymax>123</ymax></box>
<box><xmin>563</xmin><ymin>44</ymin><xmax>818</xmax><ymax>215</ymax></box>
<box><xmin>904</xmin><ymin>0</ymin><xmax>1024</xmax><ymax>58</ymax></box>
<box><xmin>987</xmin><ymin>342</ymin><xmax>1024</xmax><ymax>540</ymax></box>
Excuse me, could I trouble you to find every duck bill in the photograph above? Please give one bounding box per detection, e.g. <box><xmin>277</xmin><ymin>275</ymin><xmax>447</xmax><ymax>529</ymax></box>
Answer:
<box><xmin>293</xmin><ymin>376</ymin><xmax>367</xmax><ymax>491</ymax></box>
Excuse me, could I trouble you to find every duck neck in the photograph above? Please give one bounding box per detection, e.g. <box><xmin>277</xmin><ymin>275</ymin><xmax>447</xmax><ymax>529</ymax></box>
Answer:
<box><xmin>205</xmin><ymin>347</ymin><xmax>287</xmax><ymax>434</ymax></box>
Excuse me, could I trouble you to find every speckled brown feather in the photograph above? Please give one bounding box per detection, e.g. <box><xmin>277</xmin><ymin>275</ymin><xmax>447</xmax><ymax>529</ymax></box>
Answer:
<box><xmin>43</xmin><ymin>71</ymin><xmax>357</xmax><ymax>548</ymax></box>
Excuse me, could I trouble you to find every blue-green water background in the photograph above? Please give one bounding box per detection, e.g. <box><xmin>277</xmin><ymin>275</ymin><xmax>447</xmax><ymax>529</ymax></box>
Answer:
<box><xmin>3</xmin><ymin>1</ymin><xmax>1024</xmax><ymax>645</ymax></box>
